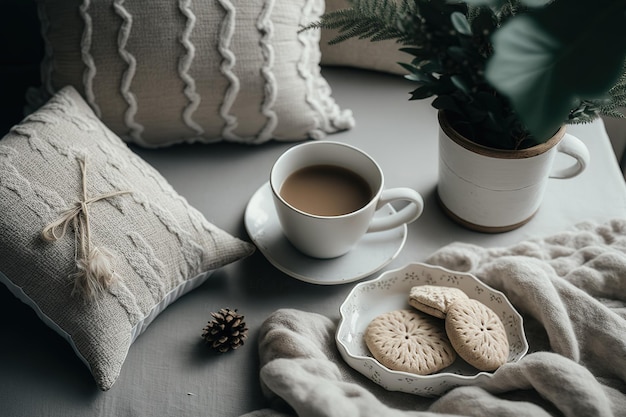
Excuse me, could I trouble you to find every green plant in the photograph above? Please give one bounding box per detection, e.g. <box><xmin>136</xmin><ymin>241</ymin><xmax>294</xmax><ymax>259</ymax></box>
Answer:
<box><xmin>309</xmin><ymin>0</ymin><xmax>626</xmax><ymax>150</ymax></box>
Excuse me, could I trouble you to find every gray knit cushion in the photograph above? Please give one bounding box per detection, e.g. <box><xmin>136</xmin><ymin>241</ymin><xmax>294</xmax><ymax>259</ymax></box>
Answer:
<box><xmin>0</xmin><ymin>86</ymin><xmax>255</xmax><ymax>390</ymax></box>
<box><xmin>35</xmin><ymin>0</ymin><xmax>354</xmax><ymax>147</ymax></box>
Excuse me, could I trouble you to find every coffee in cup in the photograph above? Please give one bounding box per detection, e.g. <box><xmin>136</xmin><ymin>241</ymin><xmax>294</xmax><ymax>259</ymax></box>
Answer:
<box><xmin>270</xmin><ymin>141</ymin><xmax>424</xmax><ymax>259</ymax></box>
<box><xmin>280</xmin><ymin>164</ymin><xmax>373</xmax><ymax>216</ymax></box>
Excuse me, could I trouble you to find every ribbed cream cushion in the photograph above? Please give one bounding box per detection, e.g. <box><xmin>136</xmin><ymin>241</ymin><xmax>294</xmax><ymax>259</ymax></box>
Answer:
<box><xmin>35</xmin><ymin>0</ymin><xmax>354</xmax><ymax>147</ymax></box>
<box><xmin>0</xmin><ymin>86</ymin><xmax>255</xmax><ymax>390</ymax></box>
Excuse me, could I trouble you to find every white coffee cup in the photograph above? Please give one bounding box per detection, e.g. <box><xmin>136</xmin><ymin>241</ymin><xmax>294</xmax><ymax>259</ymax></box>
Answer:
<box><xmin>270</xmin><ymin>141</ymin><xmax>424</xmax><ymax>258</ymax></box>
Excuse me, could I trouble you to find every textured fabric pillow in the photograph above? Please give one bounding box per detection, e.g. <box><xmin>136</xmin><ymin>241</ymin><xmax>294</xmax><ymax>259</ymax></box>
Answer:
<box><xmin>0</xmin><ymin>86</ymin><xmax>255</xmax><ymax>390</ymax></box>
<box><xmin>35</xmin><ymin>0</ymin><xmax>354</xmax><ymax>147</ymax></box>
<box><xmin>320</xmin><ymin>0</ymin><xmax>407</xmax><ymax>75</ymax></box>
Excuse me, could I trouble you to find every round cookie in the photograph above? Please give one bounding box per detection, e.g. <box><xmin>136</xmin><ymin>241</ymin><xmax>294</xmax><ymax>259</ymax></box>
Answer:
<box><xmin>409</xmin><ymin>285</ymin><xmax>470</xmax><ymax>319</ymax></box>
<box><xmin>445</xmin><ymin>299</ymin><xmax>509</xmax><ymax>371</ymax></box>
<box><xmin>364</xmin><ymin>309</ymin><xmax>456</xmax><ymax>375</ymax></box>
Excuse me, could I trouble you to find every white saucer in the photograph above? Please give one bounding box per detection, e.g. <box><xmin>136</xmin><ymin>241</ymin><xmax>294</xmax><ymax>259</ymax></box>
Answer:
<box><xmin>244</xmin><ymin>182</ymin><xmax>407</xmax><ymax>285</ymax></box>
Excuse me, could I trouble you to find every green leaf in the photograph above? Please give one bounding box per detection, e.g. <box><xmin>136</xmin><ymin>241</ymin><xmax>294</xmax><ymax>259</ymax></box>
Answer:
<box><xmin>418</xmin><ymin>60</ymin><xmax>443</xmax><ymax>74</ymax></box>
<box><xmin>399</xmin><ymin>47</ymin><xmax>425</xmax><ymax>57</ymax></box>
<box><xmin>469</xmin><ymin>7</ymin><xmax>496</xmax><ymax>36</ymax></box>
<box><xmin>451</xmin><ymin>75</ymin><xmax>471</xmax><ymax>95</ymax></box>
<box><xmin>485</xmin><ymin>0</ymin><xmax>626</xmax><ymax>141</ymax></box>
<box><xmin>432</xmin><ymin>95</ymin><xmax>463</xmax><ymax>114</ymax></box>
<box><xmin>518</xmin><ymin>0</ymin><xmax>552</xmax><ymax>7</ymax></box>
<box><xmin>464</xmin><ymin>104</ymin><xmax>488</xmax><ymax>123</ymax></box>
<box><xmin>461</xmin><ymin>0</ymin><xmax>506</xmax><ymax>7</ymax></box>
<box><xmin>462</xmin><ymin>0</ymin><xmax>550</xmax><ymax>7</ymax></box>
<box><xmin>474</xmin><ymin>92</ymin><xmax>505</xmax><ymax>117</ymax></box>
<box><xmin>404</xmin><ymin>71</ymin><xmax>434</xmax><ymax>83</ymax></box>
<box><xmin>447</xmin><ymin>46</ymin><xmax>467</xmax><ymax>62</ymax></box>
<box><xmin>451</xmin><ymin>12</ymin><xmax>472</xmax><ymax>36</ymax></box>
<box><xmin>409</xmin><ymin>85</ymin><xmax>436</xmax><ymax>100</ymax></box>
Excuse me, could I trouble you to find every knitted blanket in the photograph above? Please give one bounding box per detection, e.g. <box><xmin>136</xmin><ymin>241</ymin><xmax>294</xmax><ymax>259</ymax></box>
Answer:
<box><xmin>240</xmin><ymin>220</ymin><xmax>626</xmax><ymax>417</ymax></box>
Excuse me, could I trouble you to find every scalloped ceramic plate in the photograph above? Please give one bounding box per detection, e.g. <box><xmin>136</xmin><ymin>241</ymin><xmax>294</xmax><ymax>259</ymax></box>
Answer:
<box><xmin>336</xmin><ymin>262</ymin><xmax>528</xmax><ymax>397</ymax></box>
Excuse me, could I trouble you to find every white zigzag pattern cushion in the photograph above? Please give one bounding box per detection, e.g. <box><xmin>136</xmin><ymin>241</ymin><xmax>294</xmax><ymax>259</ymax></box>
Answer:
<box><xmin>35</xmin><ymin>0</ymin><xmax>354</xmax><ymax>147</ymax></box>
<box><xmin>0</xmin><ymin>86</ymin><xmax>255</xmax><ymax>390</ymax></box>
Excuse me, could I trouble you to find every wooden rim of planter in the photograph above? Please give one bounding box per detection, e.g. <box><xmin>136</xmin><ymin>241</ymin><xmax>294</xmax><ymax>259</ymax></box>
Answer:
<box><xmin>438</xmin><ymin>111</ymin><xmax>566</xmax><ymax>159</ymax></box>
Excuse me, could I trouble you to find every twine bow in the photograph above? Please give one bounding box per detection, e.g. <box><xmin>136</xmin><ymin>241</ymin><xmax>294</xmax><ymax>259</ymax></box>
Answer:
<box><xmin>41</xmin><ymin>157</ymin><xmax>132</xmax><ymax>300</ymax></box>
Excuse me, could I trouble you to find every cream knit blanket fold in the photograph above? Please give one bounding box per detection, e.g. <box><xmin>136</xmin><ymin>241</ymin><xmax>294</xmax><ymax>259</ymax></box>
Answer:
<box><xmin>241</xmin><ymin>219</ymin><xmax>626</xmax><ymax>417</ymax></box>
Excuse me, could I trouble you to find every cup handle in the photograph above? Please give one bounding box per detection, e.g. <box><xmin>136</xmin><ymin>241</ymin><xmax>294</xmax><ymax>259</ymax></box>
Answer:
<box><xmin>550</xmin><ymin>133</ymin><xmax>590</xmax><ymax>179</ymax></box>
<box><xmin>367</xmin><ymin>188</ymin><xmax>424</xmax><ymax>233</ymax></box>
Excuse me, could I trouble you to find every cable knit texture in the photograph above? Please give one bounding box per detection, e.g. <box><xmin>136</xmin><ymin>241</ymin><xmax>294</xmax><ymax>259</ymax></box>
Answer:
<box><xmin>34</xmin><ymin>0</ymin><xmax>354</xmax><ymax>147</ymax></box>
<box><xmin>0</xmin><ymin>87</ymin><xmax>255</xmax><ymax>390</ymax></box>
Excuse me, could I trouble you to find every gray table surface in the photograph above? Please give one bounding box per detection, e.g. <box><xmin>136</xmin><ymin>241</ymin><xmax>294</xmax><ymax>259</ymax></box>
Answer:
<box><xmin>2</xmin><ymin>67</ymin><xmax>626</xmax><ymax>417</ymax></box>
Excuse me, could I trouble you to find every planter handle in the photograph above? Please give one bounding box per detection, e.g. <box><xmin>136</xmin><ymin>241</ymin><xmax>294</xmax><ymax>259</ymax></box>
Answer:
<box><xmin>550</xmin><ymin>133</ymin><xmax>590</xmax><ymax>179</ymax></box>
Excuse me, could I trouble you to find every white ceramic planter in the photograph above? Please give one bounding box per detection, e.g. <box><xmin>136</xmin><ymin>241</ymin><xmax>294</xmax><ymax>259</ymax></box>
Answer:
<box><xmin>437</xmin><ymin>111</ymin><xmax>590</xmax><ymax>232</ymax></box>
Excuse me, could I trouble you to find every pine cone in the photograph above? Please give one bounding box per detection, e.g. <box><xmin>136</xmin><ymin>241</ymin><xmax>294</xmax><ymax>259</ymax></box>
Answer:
<box><xmin>202</xmin><ymin>308</ymin><xmax>248</xmax><ymax>353</ymax></box>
